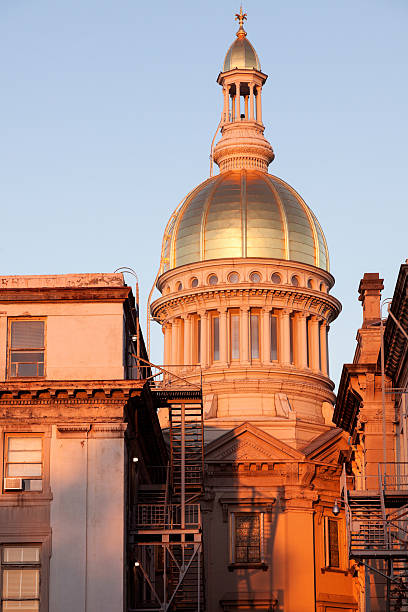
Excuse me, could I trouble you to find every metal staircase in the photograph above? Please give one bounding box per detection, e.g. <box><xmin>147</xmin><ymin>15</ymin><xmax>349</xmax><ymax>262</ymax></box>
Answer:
<box><xmin>341</xmin><ymin>464</ymin><xmax>408</xmax><ymax>611</ymax></box>
<box><xmin>129</xmin><ymin>360</ymin><xmax>205</xmax><ymax>612</ymax></box>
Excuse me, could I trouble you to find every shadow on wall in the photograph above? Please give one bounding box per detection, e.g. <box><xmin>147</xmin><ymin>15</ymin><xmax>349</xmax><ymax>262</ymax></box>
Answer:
<box><xmin>203</xmin><ymin>423</ymin><xmax>284</xmax><ymax>612</ymax></box>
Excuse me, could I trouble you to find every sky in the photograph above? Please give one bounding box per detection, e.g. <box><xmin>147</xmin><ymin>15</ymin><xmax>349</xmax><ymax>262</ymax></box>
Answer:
<box><xmin>1</xmin><ymin>0</ymin><xmax>407</xmax><ymax>388</ymax></box>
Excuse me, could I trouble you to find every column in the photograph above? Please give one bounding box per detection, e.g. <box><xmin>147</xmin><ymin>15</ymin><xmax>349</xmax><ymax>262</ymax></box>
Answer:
<box><xmin>219</xmin><ymin>307</ymin><xmax>228</xmax><ymax>366</ymax></box>
<box><xmin>244</xmin><ymin>95</ymin><xmax>249</xmax><ymax>120</ymax></box>
<box><xmin>236</xmin><ymin>82</ymin><xmax>241</xmax><ymax>119</ymax></box>
<box><xmin>183</xmin><ymin>314</ymin><xmax>191</xmax><ymax>369</ymax></box>
<box><xmin>223</xmin><ymin>86</ymin><xmax>229</xmax><ymax>123</ymax></box>
<box><xmin>256</xmin><ymin>86</ymin><xmax>262</xmax><ymax>124</ymax></box>
<box><xmin>320</xmin><ymin>320</ymin><xmax>328</xmax><ymax>376</ymax></box>
<box><xmin>310</xmin><ymin>316</ymin><xmax>320</xmax><ymax>372</ymax></box>
<box><xmin>279</xmin><ymin>309</ymin><xmax>291</xmax><ymax>365</ymax></box>
<box><xmin>297</xmin><ymin>312</ymin><xmax>308</xmax><ymax>370</ymax></box>
<box><xmin>170</xmin><ymin>319</ymin><xmax>179</xmax><ymax>367</ymax></box>
<box><xmin>240</xmin><ymin>306</ymin><xmax>250</xmax><ymax>365</ymax></box>
<box><xmin>261</xmin><ymin>307</ymin><xmax>271</xmax><ymax>365</ymax></box>
<box><xmin>249</xmin><ymin>83</ymin><xmax>255</xmax><ymax>120</ymax></box>
<box><xmin>199</xmin><ymin>311</ymin><xmax>208</xmax><ymax>369</ymax></box>
<box><xmin>163</xmin><ymin>322</ymin><xmax>171</xmax><ymax>366</ymax></box>
<box><xmin>232</xmin><ymin>94</ymin><xmax>236</xmax><ymax>121</ymax></box>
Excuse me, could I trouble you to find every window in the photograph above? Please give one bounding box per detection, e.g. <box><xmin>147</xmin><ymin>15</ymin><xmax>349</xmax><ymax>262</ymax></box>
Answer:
<box><xmin>249</xmin><ymin>271</ymin><xmax>261</xmax><ymax>283</ymax></box>
<box><xmin>230</xmin><ymin>312</ymin><xmax>240</xmax><ymax>360</ymax></box>
<box><xmin>271</xmin><ymin>272</ymin><xmax>281</xmax><ymax>284</ymax></box>
<box><xmin>4</xmin><ymin>435</ymin><xmax>43</xmax><ymax>492</ymax></box>
<box><xmin>176</xmin><ymin>281</ymin><xmax>183</xmax><ymax>291</ymax></box>
<box><xmin>228</xmin><ymin>272</ymin><xmax>239</xmax><ymax>284</ymax></box>
<box><xmin>289</xmin><ymin>314</ymin><xmax>294</xmax><ymax>364</ymax></box>
<box><xmin>196</xmin><ymin>318</ymin><xmax>201</xmax><ymax>363</ymax></box>
<box><xmin>8</xmin><ymin>320</ymin><xmax>45</xmax><ymax>378</ymax></box>
<box><xmin>306</xmin><ymin>318</ymin><xmax>311</xmax><ymax>367</ymax></box>
<box><xmin>1</xmin><ymin>545</ymin><xmax>41</xmax><ymax>611</ymax></box>
<box><xmin>325</xmin><ymin>518</ymin><xmax>340</xmax><ymax>568</ymax></box>
<box><xmin>291</xmin><ymin>275</ymin><xmax>299</xmax><ymax>287</ymax></box>
<box><xmin>231</xmin><ymin>513</ymin><xmax>264</xmax><ymax>564</ymax></box>
<box><xmin>191</xmin><ymin>277</ymin><xmax>199</xmax><ymax>288</ymax></box>
<box><xmin>307</xmin><ymin>278</ymin><xmax>313</xmax><ymax>289</ymax></box>
<box><xmin>212</xmin><ymin>316</ymin><xmax>219</xmax><ymax>361</ymax></box>
<box><xmin>250</xmin><ymin>311</ymin><xmax>260</xmax><ymax>359</ymax></box>
<box><xmin>270</xmin><ymin>314</ymin><xmax>278</xmax><ymax>361</ymax></box>
<box><xmin>208</xmin><ymin>274</ymin><xmax>218</xmax><ymax>286</ymax></box>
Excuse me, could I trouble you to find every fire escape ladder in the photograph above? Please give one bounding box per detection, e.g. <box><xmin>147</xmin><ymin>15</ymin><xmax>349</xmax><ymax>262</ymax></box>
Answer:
<box><xmin>169</xmin><ymin>401</ymin><xmax>204</xmax><ymax>501</ymax></box>
<box><xmin>129</xmin><ymin>361</ymin><xmax>205</xmax><ymax>611</ymax></box>
<box><xmin>343</xmin><ymin>463</ymin><xmax>408</xmax><ymax>612</ymax></box>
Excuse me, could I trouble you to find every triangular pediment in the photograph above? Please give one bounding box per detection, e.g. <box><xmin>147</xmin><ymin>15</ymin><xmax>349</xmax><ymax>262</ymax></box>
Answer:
<box><xmin>205</xmin><ymin>422</ymin><xmax>304</xmax><ymax>462</ymax></box>
<box><xmin>302</xmin><ymin>427</ymin><xmax>349</xmax><ymax>464</ymax></box>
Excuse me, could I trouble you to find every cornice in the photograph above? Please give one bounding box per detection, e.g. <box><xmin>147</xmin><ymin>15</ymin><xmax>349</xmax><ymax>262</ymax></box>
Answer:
<box><xmin>0</xmin><ymin>286</ymin><xmax>131</xmax><ymax>304</ymax></box>
<box><xmin>152</xmin><ymin>285</ymin><xmax>341</xmax><ymax>323</ymax></box>
<box><xmin>0</xmin><ymin>379</ymin><xmax>145</xmax><ymax>402</ymax></box>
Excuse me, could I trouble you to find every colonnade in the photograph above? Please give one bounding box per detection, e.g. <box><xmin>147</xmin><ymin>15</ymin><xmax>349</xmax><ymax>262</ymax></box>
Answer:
<box><xmin>222</xmin><ymin>82</ymin><xmax>262</xmax><ymax>124</ymax></box>
<box><xmin>163</xmin><ymin>307</ymin><xmax>329</xmax><ymax>376</ymax></box>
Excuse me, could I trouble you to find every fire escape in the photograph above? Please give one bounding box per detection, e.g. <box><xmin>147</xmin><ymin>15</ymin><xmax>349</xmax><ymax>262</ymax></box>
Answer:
<box><xmin>129</xmin><ymin>361</ymin><xmax>205</xmax><ymax>611</ymax></box>
<box><xmin>341</xmin><ymin>463</ymin><xmax>408</xmax><ymax>611</ymax></box>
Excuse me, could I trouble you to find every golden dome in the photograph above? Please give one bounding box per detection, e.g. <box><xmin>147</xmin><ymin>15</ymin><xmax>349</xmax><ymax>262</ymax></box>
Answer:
<box><xmin>223</xmin><ymin>36</ymin><xmax>261</xmax><ymax>72</ymax></box>
<box><xmin>161</xmin><ymin>170</ymin><xmax>329</xmax><ymax>273</ymax></box>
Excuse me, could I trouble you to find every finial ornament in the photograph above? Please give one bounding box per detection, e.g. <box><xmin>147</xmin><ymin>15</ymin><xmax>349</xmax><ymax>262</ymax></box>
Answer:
<box><xmin>235</xmin><ymin>6</ymin><xmax>247</xmax><ymax>39</ymax></box>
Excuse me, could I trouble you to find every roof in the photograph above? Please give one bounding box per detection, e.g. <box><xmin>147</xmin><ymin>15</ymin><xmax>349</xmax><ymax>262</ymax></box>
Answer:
<box><xmin>160</xmin><ymin>169</ymin><xmax>329</xmax><ymax>273</ymax></box>
<box><xmin>223</xmin><ymin>36</ymin><xmax>261</xmax><ymax>72</ymax></box>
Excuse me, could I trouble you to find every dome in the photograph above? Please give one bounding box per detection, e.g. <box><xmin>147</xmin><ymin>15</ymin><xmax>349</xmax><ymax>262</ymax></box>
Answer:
<box><xmin>223</xmin><ymin>37</ymin><xmax>261</xmax><ymax>72</ymax></box>
<box><xmin>161</xmin><ymin>170</ymin><xmax>329</xmax><ymax>273</ymax></box>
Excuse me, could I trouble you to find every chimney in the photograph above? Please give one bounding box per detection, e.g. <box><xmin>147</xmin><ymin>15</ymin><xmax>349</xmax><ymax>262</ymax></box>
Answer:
<box><xmin>358</xmin><ymin>273</ymin><xmax>384</xmax><ymax>327</ymax></box>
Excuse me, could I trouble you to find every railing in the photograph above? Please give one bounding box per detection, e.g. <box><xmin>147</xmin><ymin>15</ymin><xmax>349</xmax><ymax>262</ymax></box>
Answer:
<box><xmin>134</xmin><ymin>357</ymin><xmax>202</xmax><ymax>391</ymax></box>
<box><xmin>135</xmin><ymin>504</ymin><xmax>201</xmax><ymax>530</ymax></box>
<box><xmin>350</xmin><ymin>517</ymin><xmax>408</xmax><ymax>552</ymax></box>
<box><xmin>349</xmin><ymin>462</ymin><xmax>408</xmax><ymax>492</ymax></box>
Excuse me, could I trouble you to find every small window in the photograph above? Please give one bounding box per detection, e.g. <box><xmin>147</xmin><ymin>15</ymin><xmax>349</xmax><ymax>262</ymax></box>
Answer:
<box><xmin>291</xmin><ymin>275</ymin><xmax>299</xmax><ymax>287</ymax></box>
<box><xmin>191</xmin><ymin>277</ymin><xmax>199</xmax><ymax>288</ymax></box>
<box><xmin>8</xmin><ymin>320</ymin><xmax>45</xmax><ymax>378</ymax></box>
<box><xmin>228</xmin><ymin>272</ymin><xmax>239</xmax><ymax>284</ymax></box>
<box><xmin>4</xmin><ymin>435</ymin><xmax>43</xmax><ymax>492</ymax></box>
<box><xmin>176</xmin><ymin>281</ymin><xmax>183</xmax><ymax>291</ymax></box>
<box><xmin>1</xmin><ymin>545</ymin><xmax>41</xmax><ymax>610</ymax></box>
<box><xmin>307</xmin><ymin>279</ymin><xmax>313</xmax><ymax>289</ymax></box>
<box><xmin>325</xmin><ymin>517</ymin><xmax>341</xmax><ymax>568</ymax></box>
<box><xmin>271</xmin><ymin>273</ymin><xmax>281</xmax><ymax>284</ymax></box>
<box><xmin>231</xmin><ymin>513</ymin><xmax>263</xmax><ymax>564</ymax></box>
<box><xmin>208</xmin><ymin>274</ymin><xmax>218</xmax><ymax>286</ymax></box>
<box><xmin>165</xmin><ymin>285</ymin><xmax>170</xmax><ymax>294</ymax></box>
<box><xmin>249</xmin><ymin>271</ymin><xmax>261</xmax><ymax>283</ymax></box>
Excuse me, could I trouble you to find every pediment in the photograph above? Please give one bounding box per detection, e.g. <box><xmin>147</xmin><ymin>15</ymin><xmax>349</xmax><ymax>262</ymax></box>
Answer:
<box><xmin>205</xmin><ymin>422</ymin><xmax>304</xmax><ymax>462</ymax></box>
<box><xmin>302</xmin><ymin>427</ymin><xmax>349</xmax><ymax>464</ymax></box>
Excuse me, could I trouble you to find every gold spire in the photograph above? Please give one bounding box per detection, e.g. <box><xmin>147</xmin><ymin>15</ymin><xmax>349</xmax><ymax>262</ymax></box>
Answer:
<box><xmin>235</xmin><ymin>6</ymin><xmax>247</xmax><ymax>39</ymax></box>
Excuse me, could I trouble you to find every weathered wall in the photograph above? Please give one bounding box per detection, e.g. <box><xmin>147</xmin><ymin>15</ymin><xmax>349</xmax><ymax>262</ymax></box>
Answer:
<box><xmin>49</xmin><ymin>424</ymin><xmax>125</xmax><ymax>612</ymax></box>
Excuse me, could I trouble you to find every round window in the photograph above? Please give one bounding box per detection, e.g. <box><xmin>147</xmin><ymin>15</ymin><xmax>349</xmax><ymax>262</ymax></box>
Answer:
<box><xmin>249</xmin><ymin>272</ymin><xmax>261</xmax><ymax>283</ymax></box>
<box><xmin>176</xmin><ymin>282</ymin><xmax>183</xmax><ymax>291</ymax></box>
<box><xmin>191</xmin><ymin>277</ymin><xmax>199</xmax><ymax>288</ymax></box>
<box><xmin>307</xmin><ymin>279</ymin><xmax>313</xmax><ymax>289</ymax></box>
<box><xmin>291</xmin><ymin>275</ymin><xmax>299</xmax><ymax>287</ymax></box>
<box><xmin>271</xmin><ymin>273</ymin><xmax>281</xmax><ymax>284</ymax></box>
<box><xmin>228</xmin><ymin>272</ymin><xmax>239</xmax><ymax>284</ymax></box>
<box><xmin>208</xmin><ymin>274</ymin><xmax>218</xmax><ymax>286</ymax></box>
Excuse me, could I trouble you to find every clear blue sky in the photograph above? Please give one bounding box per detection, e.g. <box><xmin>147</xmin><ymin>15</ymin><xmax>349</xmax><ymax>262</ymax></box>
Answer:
<box><xmin>1</xmin><ymin>0</ymin><xmax>407</xmax><ymax>388</ymax></box>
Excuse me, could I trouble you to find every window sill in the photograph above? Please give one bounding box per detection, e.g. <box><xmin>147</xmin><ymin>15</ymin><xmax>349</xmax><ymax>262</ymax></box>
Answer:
<box><xmin>228</xmin><ymin>562</ymin><xmax>268</xmax><ymax>572</ymax></box>
<box><xmin>321</xmin><ymin>567</ymin><xmax>349</xmax><ymax>575</ymax></box>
